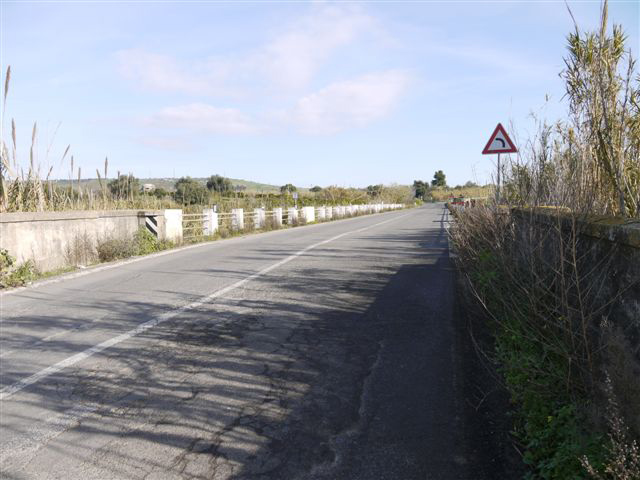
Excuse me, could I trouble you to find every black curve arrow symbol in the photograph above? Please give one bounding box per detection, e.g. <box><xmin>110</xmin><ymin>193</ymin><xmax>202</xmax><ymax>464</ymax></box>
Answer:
<box><xmin>495</xmin><ymin>138</ymin><xmax>506</xmax><ymax>147</ymax></box>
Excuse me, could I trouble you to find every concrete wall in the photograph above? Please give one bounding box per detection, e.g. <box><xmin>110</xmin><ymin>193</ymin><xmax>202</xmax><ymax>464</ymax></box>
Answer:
<box><xmin>0</xmin><ymin>210</ymin><xmax>161</xmax><ymax>272</ymax></box>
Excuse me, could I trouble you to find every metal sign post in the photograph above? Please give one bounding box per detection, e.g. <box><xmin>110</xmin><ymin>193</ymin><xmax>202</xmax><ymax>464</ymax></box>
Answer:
<box><xmin>482</xmin><ymin>123</ymin><xmax>517</xmax><ymax>205</ymax></box>
<box><xmin>496</xmin><ymin>153</ymin><xmax>501</xmax><ymax>204</ymax></box>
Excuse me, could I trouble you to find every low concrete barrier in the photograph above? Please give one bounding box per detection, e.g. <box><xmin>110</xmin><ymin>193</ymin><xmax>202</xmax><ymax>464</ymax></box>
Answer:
<box><xmin>0</xmin><ymin>210</ymin><xmax>163</xmax><ymax>271</ymax></box>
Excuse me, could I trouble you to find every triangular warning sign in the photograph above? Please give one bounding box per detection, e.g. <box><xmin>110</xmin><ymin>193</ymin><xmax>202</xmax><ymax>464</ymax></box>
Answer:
<box><xmin>482</xmin><ymin>123</ymin><xmax>517</xmax><ymax>154</ymax></box>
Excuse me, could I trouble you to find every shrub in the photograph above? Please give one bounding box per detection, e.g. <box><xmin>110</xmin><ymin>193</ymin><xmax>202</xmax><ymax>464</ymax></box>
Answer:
<box><xmin>0</xmin><ymin>249</ymin><xmax>37</xmax><ymax>288</ymax></box>
<box><xmin>97</xmin><ymin>237</ymin><xmax>136</xmax><ymax>262</ymax></box>
<box><xmin>206</xmin><ymin>175</ymin><xmax>233</xmax><ymax>193</ymax></box>
<box><xmin>134</xmin><ymin>228</ymin><xmax>161</xmax><ymax>255</ymax></box>
<box><xmin>174</xmin><ymin>177</ymin><xmax>208</xmax><ymax>205</ymax></box>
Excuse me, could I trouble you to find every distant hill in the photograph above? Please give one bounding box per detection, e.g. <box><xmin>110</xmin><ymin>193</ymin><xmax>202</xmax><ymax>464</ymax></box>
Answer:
<box><xmin>53</xmin><ymin>177</ymin><xmax>288</xmax><ymax>193</ymax></box>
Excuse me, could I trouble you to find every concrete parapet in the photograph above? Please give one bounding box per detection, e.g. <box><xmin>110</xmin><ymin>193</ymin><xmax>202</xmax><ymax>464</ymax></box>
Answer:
<box><xmin>316</xmin><ymin>207</ymin><xmax>326</xmax><ymax>221</ymax></box>
<box><xmin>0</xmin><ymin>209</ymin><xmax>164</xmax><ymax>272</ymax></box>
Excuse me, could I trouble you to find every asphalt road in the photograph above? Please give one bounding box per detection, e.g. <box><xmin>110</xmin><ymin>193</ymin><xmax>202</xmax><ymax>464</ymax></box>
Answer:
<box><xmin>0</xmin><ymin>204</ymin><xmax>512</xmax><ymax>479</ymax></box>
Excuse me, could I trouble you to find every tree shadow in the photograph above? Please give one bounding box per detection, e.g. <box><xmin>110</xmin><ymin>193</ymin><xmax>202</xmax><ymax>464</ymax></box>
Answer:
<box><xmin>1</xmin><ymin>207</ymin><xmax>513</xmax><ymax>479</ymax></box>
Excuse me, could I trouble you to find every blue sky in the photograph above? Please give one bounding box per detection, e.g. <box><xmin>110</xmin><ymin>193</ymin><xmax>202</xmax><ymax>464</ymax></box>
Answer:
<box><xmin>1</xmin><ymin>1</ymin><xmax>638</xmax><ymax>188</ymax></box>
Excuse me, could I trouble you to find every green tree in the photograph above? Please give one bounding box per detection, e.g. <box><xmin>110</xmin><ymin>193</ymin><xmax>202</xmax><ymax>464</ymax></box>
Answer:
<box><xmin>108</xmin><ymin>174</ymin><xmax>140</xmax><ymax>198</ymax></box>
<box><xmin>464</xmin><ymin>181</ymin><xmax>478</xmax><ymax>188</ymax></box>
<box><xmin>431</xmin><ymin>170</ymin><xmax>447</xmax><ymax>187</ymax></box>
<box><xmin>151</xmin><ymin>187</ymin><xmax>170</xmax><ymax>199</ymax></box>
<box><xmin>174</xmin><ymin>177</ymin><xmax>208</xmax><ymax>205</ymax></box>
<box><xmin>280</xmin><ymin>184</ymin><xmax>297</xmax><ymax>194</ymax></box>
<box><xmin>310</xmin><ymin>185</ymin><xmax>322</xmax><ymax>192</ymax></box>
<box><xmin>206</xmin><ymin>175</ymin><xmax>233</xmax><ymax>193</ymax></box>
<box><xmin>413</xmin><ymin>180</ymin><xmax>428</xmax><ymax>198</ymax></box>
<box><xmin>366</xmin><ymin>184</ymin><xmax>383</xmax><ymax>197</ymax></box>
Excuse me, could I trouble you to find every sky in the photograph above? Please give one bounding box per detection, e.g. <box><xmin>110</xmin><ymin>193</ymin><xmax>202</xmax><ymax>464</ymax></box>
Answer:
<box><xmin>1</xmin><ymin>1</ymin><xmax>638</xmax><ymax>188</ymax></box>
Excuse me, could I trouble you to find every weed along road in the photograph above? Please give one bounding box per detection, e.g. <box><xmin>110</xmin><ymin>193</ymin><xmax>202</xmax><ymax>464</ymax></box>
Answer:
<box><xmin>0</xmin><ymin>204</ymin><xmax>507</xmax><ymax>479</ymax></box>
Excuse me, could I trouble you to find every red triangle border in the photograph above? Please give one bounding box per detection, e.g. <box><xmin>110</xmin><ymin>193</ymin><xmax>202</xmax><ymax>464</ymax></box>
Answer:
<box><xmin>482</xmin><ymin>123</ymin><xmax>517</xmax><ymax>154</ymax></box>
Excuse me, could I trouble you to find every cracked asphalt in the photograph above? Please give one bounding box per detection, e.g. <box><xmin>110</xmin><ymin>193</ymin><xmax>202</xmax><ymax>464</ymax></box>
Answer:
<box><xmin>0</xmin><ymin>205</ymin><xmax>513</xmax><ymax>479</ymax></box>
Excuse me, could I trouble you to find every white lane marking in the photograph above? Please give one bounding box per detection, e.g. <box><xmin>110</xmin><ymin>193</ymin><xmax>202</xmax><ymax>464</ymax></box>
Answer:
<box><xmin>0</xmin><ymin>213</ymin><xmax>410</xmax><ymax>401</ymax></box>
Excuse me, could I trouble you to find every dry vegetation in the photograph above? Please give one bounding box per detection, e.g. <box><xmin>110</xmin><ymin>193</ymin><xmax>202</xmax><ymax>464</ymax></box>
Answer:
<box><xmin>451</xmin><ymin>3</ymin><xmax>639</xmax><ymax>478</ymax></box>
<box><xmin>430</xmin><ymin>185</ymin><xmax>492</xmax><ymax>202</ymax></box>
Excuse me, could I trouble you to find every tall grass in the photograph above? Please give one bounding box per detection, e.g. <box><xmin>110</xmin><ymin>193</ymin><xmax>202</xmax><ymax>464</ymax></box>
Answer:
<box><xmin>501</xmin><ymin>1</ymin><xmax>638</xmax><ymax>218</ymax></box>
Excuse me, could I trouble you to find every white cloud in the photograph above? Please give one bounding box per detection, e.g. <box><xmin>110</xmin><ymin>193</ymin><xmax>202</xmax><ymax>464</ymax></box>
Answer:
<box><xmin>115</xmin><ymin>49</ymin><xmax>234</xmax><ymax>96</ymax></box>
<box><xmin>115</xmin><ymin>5</ymin><xmax>375</xmax><ymax>96</ymax></box>
<box><xmin>146</xmin><ymin>103</ymin><xmax>257</xmax><ymax>135</ymax></box>
<box><xmin>253</xmin><ymin>4</ymin><xmax>374</xmax><ymax>90</ymax></box>
<box><xmin>290</xmin><ymin>70</ymin><xmax>411</xmax><ymax>134</ymax></box>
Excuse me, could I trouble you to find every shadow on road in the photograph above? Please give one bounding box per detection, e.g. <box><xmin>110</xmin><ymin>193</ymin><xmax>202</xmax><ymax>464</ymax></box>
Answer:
<box><xmin>1</xmin><ymin>208</ymin><xmax>516</xmax><ymax>479</ymax></box>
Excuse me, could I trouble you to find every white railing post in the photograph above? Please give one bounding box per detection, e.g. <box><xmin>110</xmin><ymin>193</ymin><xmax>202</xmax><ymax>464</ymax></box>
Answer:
<box><xmin>301</xmin><ymin>206</ymin><xmax>315</xmax><ymax>223</ymax></box>
<box><xmin>273</xmin><ymin>208</ymin><xmax>283</xmax><ymax>227</ymax></box>
<box><xmin>254</xmin><ymin>208</ymin><xmax>265</xmax><ymax>229</ymax></box>
<box><xmin>287</xmin><ymin>207</ymin><xmax>298</xmax><ymax>224</ymax></box>
<box><xmin>325</xmin><ymin>206</ymin><xmax>333</xmax><ymax>219</ymax></box>
<box><xmin>232</xmin><ymin>208</ymin><xmax>244</xmax><ymax>230</ymax></box>
<box><xmin>203</xmin><ymin>209</ymin><xmax>218</xmax><ymax>235</ymax></box>
<box><xmin>163</xmin><ymin>209</ymin><xmax>183</xmax><ymax>243</ymax></box>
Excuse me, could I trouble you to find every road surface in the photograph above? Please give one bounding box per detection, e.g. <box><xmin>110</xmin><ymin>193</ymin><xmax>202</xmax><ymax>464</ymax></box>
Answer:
<box><xmin>1</xmin><ymin>204</ymin><xmax>511</xmax><ymax>479</ymax></box>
